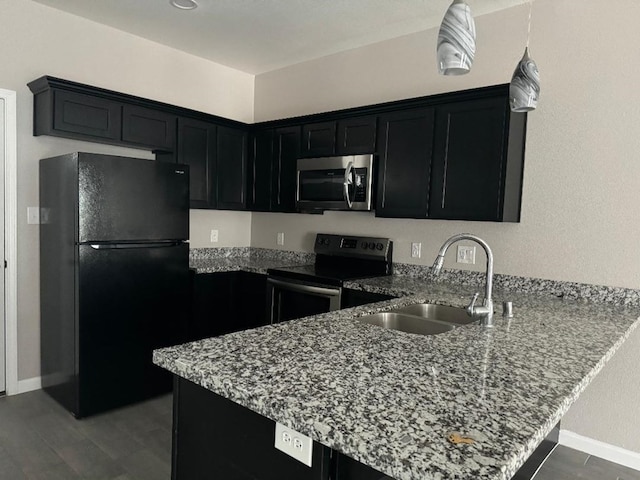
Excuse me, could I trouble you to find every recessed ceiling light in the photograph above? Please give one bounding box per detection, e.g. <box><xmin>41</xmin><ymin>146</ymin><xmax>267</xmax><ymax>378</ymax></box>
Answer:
<box><xmin>170</xmin><ymin>0</ymin><xmax>198</xmax><ymax>10</ymax></box>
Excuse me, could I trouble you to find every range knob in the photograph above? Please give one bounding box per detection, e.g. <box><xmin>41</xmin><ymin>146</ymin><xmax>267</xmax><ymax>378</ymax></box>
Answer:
<box><xmin>368</xmin><ymin>242</ymin><xmax>376</xmax><ymax>249</ymax></box>
<box><xmin>361</xmin><ymin>241</ymin><xmax>368</xmax><ymax>249</ymax></box>
<box><xmin>376</xmin><ymin>243</ymin><xmax>384</xmax><ymax>250</ymax></box>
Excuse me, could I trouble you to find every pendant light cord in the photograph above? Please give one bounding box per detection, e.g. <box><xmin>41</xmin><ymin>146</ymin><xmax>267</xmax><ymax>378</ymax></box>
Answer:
<box><xmin>526</xmin><ymin>0</ymin><xmax>533</xmax><ymax>48</ymax></box>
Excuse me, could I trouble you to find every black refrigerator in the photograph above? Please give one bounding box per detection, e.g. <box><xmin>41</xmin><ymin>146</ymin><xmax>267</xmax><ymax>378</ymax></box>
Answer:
<box><xmin>40</xmin><ymin>152</ymin><xmax>190</xmax><ymax>418</ymax></box>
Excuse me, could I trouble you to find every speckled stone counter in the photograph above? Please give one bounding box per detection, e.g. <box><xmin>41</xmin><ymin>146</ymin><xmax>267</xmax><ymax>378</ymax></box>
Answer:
<box><xmin>154</xmin><ymin>275</ymin><xmax>640</xmax><ymax>480</ymax></box>
<box><xmin>189</xmin><ymin>247</ymin><xmax>314</xmax><ymax>274</ymax></box>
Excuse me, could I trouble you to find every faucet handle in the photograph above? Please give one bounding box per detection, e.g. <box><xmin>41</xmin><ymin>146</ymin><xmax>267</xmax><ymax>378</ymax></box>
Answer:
<box><xmin>467</xmin><ymin>292</ymin><xmax>480</xmax><ymax>316</ymax></box>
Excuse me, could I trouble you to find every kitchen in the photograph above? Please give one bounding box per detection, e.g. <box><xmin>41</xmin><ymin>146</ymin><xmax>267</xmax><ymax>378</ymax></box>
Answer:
<box><xmin>1</xmin><ymin>0</ymin><xmax>640</xmax><ymax>478</ymax></box>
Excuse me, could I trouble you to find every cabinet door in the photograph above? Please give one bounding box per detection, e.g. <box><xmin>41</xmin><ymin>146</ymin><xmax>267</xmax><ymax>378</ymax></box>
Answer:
<box><xmin>235</xmin><ymin>272</ymin><xmax>269</xmax><ymax>331</ymax></box>
<box><xmin>177</xmin><ymin>117</ymin><xmax>216</xmax><ymax>209</ymax></box>
<box><xmin>173</xmin><ymin>378</ymin><xmax>331</xmax><ymax>480</ymax></box>
<box><xmin>52</xmin><ymin>90</ymin><xmax>121</xmax><ymax>141</ymax></box>
<box><xmin>122</xmin><ymin>104</ymin><xmax>176</xmax><ymax>151</ymax></box>
<box><xmin>376</xmin><ymin>108</ymin><xmax>435</xmax><ymax>218</ymax></box>
<box><xmin>248</xmin><ymin>129</ymin><xmax>274</xmax><ymax>211</ymax></box>
<box><xmin>301</xmin><ymin>121</ymin><xmax>336</xmax><ymax>157</ymax></box>
<box><xmin>336</xmin><ymin>116</ymin><xmax>377</xmax><ymax>155</ymax></box>
<box><xmin>190</xmin><ymin>272</ymin><xmax>236</xmax><ymax>341</ymax></box>
<box><xmin>216</xmin><ymin>125</ymin><xmax>248</xmax><ymax>210</ymax></box>
<box><xmin>430</xmin><ymin>97</ymin><xmax>508</xmax><ymax>221</ymax></box>
<box><xmin>272</xmin><ymin>126</ymin><xmax>301</xmax><ymax>212</ymax></box>
<box><xmin>334</xmin><ymin>452</ymin><xmax>391</xmax><ymax>480</ymax></box>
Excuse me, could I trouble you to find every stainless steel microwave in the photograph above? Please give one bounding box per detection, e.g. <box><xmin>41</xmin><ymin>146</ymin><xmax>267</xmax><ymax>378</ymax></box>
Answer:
<box><xmin>296</xmin><ymin>154</ymin><xmax>374</xmax><ymax>212</ymax></box>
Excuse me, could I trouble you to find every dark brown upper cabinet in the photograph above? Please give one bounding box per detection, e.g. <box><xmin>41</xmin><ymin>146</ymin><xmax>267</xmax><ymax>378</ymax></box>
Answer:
<box><xmin>429</xmin><ymin>97</ymin><xmax>526</xmax><ymax>222</ymax></box>
<box><xmin>29</xmin><ymin>77</ymin><xmax>526</xmax><ymax>221</ymax></box>
<box><xmin>176</xmin><ymin>117</ymin><xmax>216</xmax><ymax>209</ymax></box>
<box><xmin>216</xmin><ymin>126</ymin><xmax>248</xmax><ymax>210</ymax></box>
<box><xmin>49</xmin><ymin>89</ymin><xmax>122</xmax><ymax>142</ymax></box>
<box><xmin>247</xmin><ymin>126</ymin><xmax>300</xmax><ymax>213</ymax></box>
<box><xmin>271</xmin><ymin>126</ymin><xmax>301</xmax><ymax>213</ymax></box>
<box><xmin>336</xmin><ymin>116</ymin><xmax>377</xmax><ymax>155</ymax></box>
<box><xmin>376</xmin><ymin>108</ymin><xmax>435</xmax><ymax>218</ymax></box>
<box><xmin>122</xmin><ymin>105</ymin><xmax>176</xmax><ymax>151</ymax></box>
<box><xmin>247</xmin><ymin>129</ymin><xmax>274</xmax><ymax>212</ymax></box>
<box><xmin>301</xmin><ymin>116</ymin><xmax>377</xmax><ymax>158</ymax></box>
<box><xmin>301</xmin><ymin>121</ymin><xmax>336</xmax><ymax>157</ymax></box>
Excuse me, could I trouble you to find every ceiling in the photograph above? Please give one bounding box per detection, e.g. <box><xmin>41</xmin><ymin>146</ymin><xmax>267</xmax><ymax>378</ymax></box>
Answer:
<box><xmin>32</xmin><ymin>0</ymin><xmax>528</xmax><ymax>75</ymax></box>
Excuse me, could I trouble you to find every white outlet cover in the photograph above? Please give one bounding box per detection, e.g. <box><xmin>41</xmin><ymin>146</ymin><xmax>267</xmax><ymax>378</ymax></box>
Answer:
<box><xmin>411</xmin><ymin>242</ymin><xmax>421</xmax><ymax>258</ymax></box>
<box><xmin>210</xmin><ymin>229</ymin><xmax>219</xmax><ymax>243</ymax></box>
<box><xmin>274</xmin><ymin>422</ymin><xmax>313</xmax><ymax>467</ymax></box>
<box><xmin>277</xmin><ymin>232</ymin><xmax>285</xmax><ymax>246</ymax></box>
<box><xmin>27</xmin><ymin>207</ymin><xmax>40</xmax><ymax>225</ymax></box>
<box><xmin>457</xmin><ymin>245</ymin><xmax>476</xmax><ymax>264</ymax></box>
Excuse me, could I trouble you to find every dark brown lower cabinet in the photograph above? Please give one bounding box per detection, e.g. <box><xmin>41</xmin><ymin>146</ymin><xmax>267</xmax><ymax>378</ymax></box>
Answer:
<box><xmin>188</xmin><ymin>271</ymin><xmax>268</xmax><ymax>341</ymax></box>
<box><xmin>172</xmin><ymin>377</ymin><xmax>390</xmax><ymax>480</ymax></box>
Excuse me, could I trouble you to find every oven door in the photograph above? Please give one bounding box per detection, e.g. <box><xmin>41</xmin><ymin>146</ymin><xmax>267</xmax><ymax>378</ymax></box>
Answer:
<box><xmin>266</xmin><ymin>277</ymin><xmax>342</xmax><ymax>324</ymax></box>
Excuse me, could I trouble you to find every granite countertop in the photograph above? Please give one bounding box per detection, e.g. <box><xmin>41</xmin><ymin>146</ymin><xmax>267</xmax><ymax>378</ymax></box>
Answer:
<box><xmin>189</xmin><ymin>256</ymin><xmax>302</xmax><ymax>274</ymax></box>
<box><xmin>188</xmin><ymin>248</ymin><xmax>313</xmax><ymax>274</ymax></box>
<box><xmin>154</xmin><ymin>275</ymin><xmax>640</xmax><ymax>480</ymax></box>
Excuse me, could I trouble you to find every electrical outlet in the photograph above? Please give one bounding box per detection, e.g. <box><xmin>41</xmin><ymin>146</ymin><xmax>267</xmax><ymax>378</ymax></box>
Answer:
<box><xmin>27</xmin><ymin>207</ymin><xmax>40</xmax><ymax>225</ymax></box>
<box><xmin>411</xmin><ymin>242</ymin><xmax>422</xmax><ymax>258</ymax></box>
<box><xmin>274</xmin><ymin>423</ymin><xmax>313</xmax><ymax>467</ymax></box>
<box><xmin>210</xmin><ymin>229</ymin><xmax>219</xmax><ymax>243</ymax></box>
<box><xmin>277</xmin><ymin>232</ymin><xmax>285</xmax><ymax>246</ymax></box>
<box><xmin>457</xmin><ymin>245</ymin><xmax>476</xmax><ymax>264</ymax></box>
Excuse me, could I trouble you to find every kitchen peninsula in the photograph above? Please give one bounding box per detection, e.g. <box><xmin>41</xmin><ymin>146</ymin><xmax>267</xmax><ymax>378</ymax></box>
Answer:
<box><xmin>154</xmin><ymin>266</ymin><xmax>640</xmax><ymax>480</ymax></box>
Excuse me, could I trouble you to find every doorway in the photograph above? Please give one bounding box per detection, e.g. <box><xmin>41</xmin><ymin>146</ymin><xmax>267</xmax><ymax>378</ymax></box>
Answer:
<box><xmin>0</xmin><ymin>88</ymin><xmax>17</xmax><ymax>395</ymax></box>
<box><xmin>0</xmin><ymin>97</ymin><xmax>4</xmax><ymax>394</ymax></box>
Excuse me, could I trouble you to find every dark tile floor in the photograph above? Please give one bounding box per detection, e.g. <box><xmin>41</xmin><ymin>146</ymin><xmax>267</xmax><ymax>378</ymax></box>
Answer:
<box><xmin>0</xmin><ymin>389</ymin><xmax>639</xmax><ymax>479</ymax></box>
<box><xmin>0</xmin><ymin>389</ymin><xmax>171</xmax><ymax>479</ymax></box>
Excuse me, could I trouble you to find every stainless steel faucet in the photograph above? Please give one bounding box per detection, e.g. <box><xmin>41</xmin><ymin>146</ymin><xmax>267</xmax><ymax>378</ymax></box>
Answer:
<box><xmin>432</xmin><ymin>234</ymin><xmax>495</xmax><ymax>327</ymax></box>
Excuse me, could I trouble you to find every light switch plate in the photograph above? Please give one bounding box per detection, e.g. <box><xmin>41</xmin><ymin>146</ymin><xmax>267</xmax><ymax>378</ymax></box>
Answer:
<box><xmin>274</xmin><ymin>422</ymin><xmax>313</xmax><ymax>467</ymax></box>
<box><xmin>277</xmin><ymin>232</ymin><xmax>285</xmax><ymax>246</ymax></box>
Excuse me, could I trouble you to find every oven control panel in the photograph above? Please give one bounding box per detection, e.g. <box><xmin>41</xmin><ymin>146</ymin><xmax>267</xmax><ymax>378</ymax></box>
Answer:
<box><xmin>314</xmin><ymin>233</ymin><xmax>391</xmax><ymax>259</ymax></box>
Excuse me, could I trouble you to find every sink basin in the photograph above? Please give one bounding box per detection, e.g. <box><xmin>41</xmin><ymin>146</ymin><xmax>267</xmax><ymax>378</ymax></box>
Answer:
<box><xmin>357</xmin><ymin>312</ymin><xmax>455</xmax><ymax>336</ymax></box>
<box><xmin>392</xmin><ymin>303</ymin><xmax>477</xmax><ymax>325</ymax></box>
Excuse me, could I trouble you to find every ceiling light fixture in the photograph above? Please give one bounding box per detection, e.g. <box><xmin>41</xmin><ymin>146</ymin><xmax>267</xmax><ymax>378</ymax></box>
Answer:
<box><xmin>509</xmin><ymin>0</ymin><xmax>540</xmax><ymax>112</ymax></box>
<box><xmin>436</xmin><ymin>0</ymin><xmax>476</xmax><ymax>76</ymax></box>
<box><xmin>170</xmin><ymin>0</ymin><xmax>198</xmax><ymax>10</ymax></box>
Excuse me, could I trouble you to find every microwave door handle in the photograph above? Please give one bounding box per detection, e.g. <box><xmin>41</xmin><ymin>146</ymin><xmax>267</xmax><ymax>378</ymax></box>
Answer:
<box><xmin>343</xmin><ymin>161</ymin><xmax>354</xmax><ymax>209</ymax></box>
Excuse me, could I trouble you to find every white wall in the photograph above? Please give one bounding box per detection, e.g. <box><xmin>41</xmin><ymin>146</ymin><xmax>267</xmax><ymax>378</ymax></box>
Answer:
<box><xmin>253</xmin><ymin>0</ymin><xmax>640</xmax><ymax>454</ymax></box>
<box><xmin>0</xmin><ymin>0</ymin><xmax>254</xmax><ymax>380</ymax></box>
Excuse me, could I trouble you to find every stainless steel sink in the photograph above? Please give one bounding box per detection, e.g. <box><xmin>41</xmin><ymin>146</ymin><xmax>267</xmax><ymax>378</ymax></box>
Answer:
<box><xmin>357</xmin><ymin>312</ymin><xmax>455</xmax><ymax>336</ymax></box>
<box><xmin>392</xmin><ymin>303</ymin><xmax>477</xmax><ymax>325</ymax></box>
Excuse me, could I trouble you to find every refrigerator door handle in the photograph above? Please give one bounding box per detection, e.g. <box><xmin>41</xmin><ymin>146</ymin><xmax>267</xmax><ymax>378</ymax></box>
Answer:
<box><xmin>89</xmin><ymin>242</ymin><xmax>182</xmax><ymax>250</ymax></box>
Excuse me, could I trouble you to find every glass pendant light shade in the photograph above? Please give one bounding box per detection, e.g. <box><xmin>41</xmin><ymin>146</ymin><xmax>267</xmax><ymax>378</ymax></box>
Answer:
<box><xmin>437</xmin><ymin>0</ymin><xmax>476</xmax><ymax>75</ymax></box>
<box><xmin>509</xmin><ymin>47</ymin><xmax>540</xmax><ymax>112</ymax></box>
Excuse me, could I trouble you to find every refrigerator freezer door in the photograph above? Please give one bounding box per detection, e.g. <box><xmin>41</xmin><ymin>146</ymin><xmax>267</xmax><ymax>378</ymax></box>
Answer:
<box><xmin>78</xmin><ymin>153</ymin><xmax>189</xmax><ymax>243</ymax></box>
<box><xmin>77</xmin><ymin>242</ymin><xmax>188</xmax><ymax>417</ymax></box>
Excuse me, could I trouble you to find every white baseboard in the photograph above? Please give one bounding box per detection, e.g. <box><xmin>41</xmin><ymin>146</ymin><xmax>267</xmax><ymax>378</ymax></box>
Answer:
<box><xmin>15</xmin><ymin>376</ymin><xmax>42</xmax><ymax>395</ymax></box>
<box><xmin>559</xmin><ymin>429</ymin><xmax>640</xmax><ymax>472</ymax></box>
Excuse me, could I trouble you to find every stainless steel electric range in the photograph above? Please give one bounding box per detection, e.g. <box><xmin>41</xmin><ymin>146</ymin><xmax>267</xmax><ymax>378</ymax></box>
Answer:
<box><xmin>266</xmin><ymin>233</ymin><xmax>393</xmax><ymax>324</ymax></box>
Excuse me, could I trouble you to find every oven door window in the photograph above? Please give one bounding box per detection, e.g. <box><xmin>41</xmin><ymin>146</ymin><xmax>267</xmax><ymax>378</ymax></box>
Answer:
<box><xmin>298</xmin><ymin>169</ymin><xmax>351</xmax><ymax>202</ymax></box>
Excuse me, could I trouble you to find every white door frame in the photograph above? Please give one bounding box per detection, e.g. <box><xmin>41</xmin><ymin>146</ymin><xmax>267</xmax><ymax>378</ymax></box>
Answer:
<box><xmin>0</xmin><ymin>89</ymin><xmax>18</xmax><ymax>395</ymax></box>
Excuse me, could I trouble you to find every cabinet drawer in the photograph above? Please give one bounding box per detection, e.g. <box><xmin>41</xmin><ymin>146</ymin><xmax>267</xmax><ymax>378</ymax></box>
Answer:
<box><xmin>122</xmin><ymin>105</ymin><xmax>176</xmax><ymax>150</ymax></box>
<box><xmin>53</xmin><ymin>90</ymin><xmax>121</xmax><ymax>140</ymax></box>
